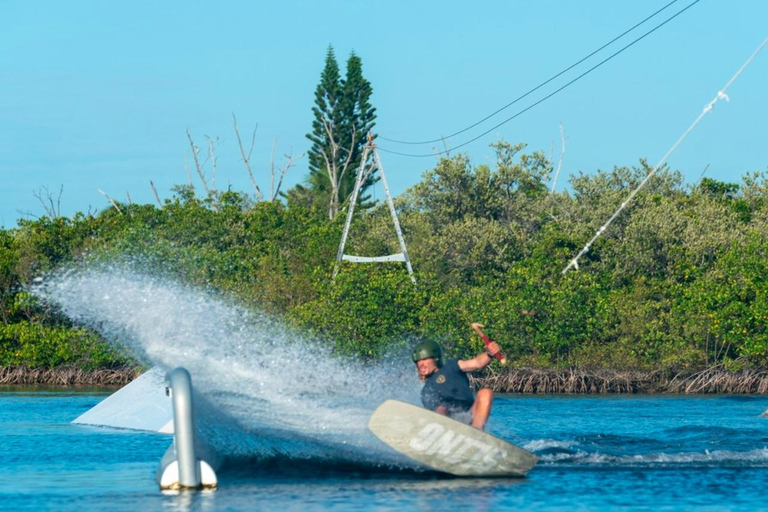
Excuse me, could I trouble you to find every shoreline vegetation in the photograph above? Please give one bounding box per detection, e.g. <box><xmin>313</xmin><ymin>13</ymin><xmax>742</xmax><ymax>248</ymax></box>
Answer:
<box><xmin>475</xmin><ymin>366</ymin><xmax>768</xmax><ymax>394</ymax></box>
<box><xmin>1</xmin><ymin>143</ymin><xmax>767</xmax><ymax>387</ymax></box>
<box><xmin>3</xmin><ymin>365</ymin><xmax>768</xmax><ymax>395</ymax></box>
<box><xmin>0</xmin><ymin>365</ymin><xmax>141</xmax><ymax>387</ymax></box>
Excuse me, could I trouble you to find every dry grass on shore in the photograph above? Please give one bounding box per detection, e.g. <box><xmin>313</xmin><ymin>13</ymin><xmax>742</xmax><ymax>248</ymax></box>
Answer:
<box><xmin>3</xmin><ymin>365</ymin><xmax>768</xmax><ymax>394</ymax></box>
<box><xmin>473</xmin><ymin>366</ymin><xmax>768</xmax><ymax>394</ymax></box>
<box><xmin>0</xmin><ymin>365</ymin><xmax>142</xmax><ymax>387</ymax></box>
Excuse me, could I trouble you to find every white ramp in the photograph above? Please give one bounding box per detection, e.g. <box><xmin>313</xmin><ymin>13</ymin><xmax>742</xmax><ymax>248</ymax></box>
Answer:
<box><xmin>73</xmin><ymin>367</ymin><xmax>173</xmax><ymax>433</ymax></box>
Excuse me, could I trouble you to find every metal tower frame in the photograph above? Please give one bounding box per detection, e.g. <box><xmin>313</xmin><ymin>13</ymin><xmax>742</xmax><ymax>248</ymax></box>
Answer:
<box><xmin>332</xmin><ymin>134</ymin><xmax>416</xmax><ymax>285</ymax></box>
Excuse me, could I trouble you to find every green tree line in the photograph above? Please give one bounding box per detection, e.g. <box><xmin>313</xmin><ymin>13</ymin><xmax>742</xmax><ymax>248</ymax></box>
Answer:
<box><xmin>1</xmin><ymin>140</ymin><xmax>766</xmax><ymax>374</ymax></box>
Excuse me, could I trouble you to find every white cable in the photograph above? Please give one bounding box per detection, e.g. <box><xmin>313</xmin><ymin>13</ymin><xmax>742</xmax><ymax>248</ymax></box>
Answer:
<box><xmin>563</xmin><ymin>35</ymin><xmax>768</xmax><ymax>275</ymax></box>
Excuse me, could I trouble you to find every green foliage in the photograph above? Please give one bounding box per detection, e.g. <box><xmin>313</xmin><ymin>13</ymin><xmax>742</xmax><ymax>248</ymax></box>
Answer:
<box><xmin>14</xmin><ymin>215</ymin><xmax>102</xmax><ymax>282</ymax></box>
<box><xmin>684</xmin><ymin>233</ymin><xmax>768</xmax><ymax>363</ymax></box>
<box><xmin>0</xmin><ymin>230</ymin><xmax>20</xmax><ymax>325</ymax></box>
<box><xmin>397</xmin><ymin>144</ymin><xmax>554</xmax><ymax>288</ymax></box>
<box><xmin>290</xmin><ymin>265</ymin><xmax>427</xmax><ymax>358</ymax></box>
<box><xmin>698</xmin><ymin>177</ymin><xmax>739</xmax><ymax>198</ymax></box>
<box><xmin>1</xmin><ymin>139</ymin><xmax>767</xmax><ymax>374</ymax></box>
<box><xmin>0</xmin><ymin>321</ymin><xmax>127</xmax><ymax>370</ymax></box>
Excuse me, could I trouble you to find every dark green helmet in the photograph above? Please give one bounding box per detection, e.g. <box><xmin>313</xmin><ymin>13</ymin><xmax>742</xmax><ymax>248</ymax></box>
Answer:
<box><xmin>412</xmin><ymin>340</ymin><xmax>443</xmax><ymax>367</ymax></box>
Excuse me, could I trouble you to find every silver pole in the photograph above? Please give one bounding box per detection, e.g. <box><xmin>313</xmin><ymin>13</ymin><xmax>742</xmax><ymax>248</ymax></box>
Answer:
<box><xmin>167</xmin><ymin>367</ymin><xmax>201</xmax><ymax>489</ymax></box>
<box><xmin>333</xmin><ymin>143</ymin><xmax>371</xmax><ymax>279</ymax></box>
<box><xmin>372</xmin><ymin>146</ymin><xmax>416</xmax><ymax>285</ymax></box>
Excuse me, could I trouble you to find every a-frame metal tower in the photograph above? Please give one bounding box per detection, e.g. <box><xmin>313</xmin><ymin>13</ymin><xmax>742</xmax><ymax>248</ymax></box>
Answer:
<box><xmin>332</xmin><ymin>133</ymin><xmax>416</xmax><ymax>285</ymax></box>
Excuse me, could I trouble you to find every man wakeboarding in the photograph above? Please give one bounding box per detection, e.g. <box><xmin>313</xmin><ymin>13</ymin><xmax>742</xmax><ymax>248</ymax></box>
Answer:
<box><xmin>412</xmin><ymin>338</ymin><xmax>501</xmax><ymax>430</ymax></box>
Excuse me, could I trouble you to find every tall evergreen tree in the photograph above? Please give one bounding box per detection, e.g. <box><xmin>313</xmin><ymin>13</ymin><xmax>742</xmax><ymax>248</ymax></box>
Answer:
<box><xmin>306</xmin><ymin>46</ymin><xmax>343</xmax><ymax>189</ymax></box>
<box><xmin>339</xmin><ymin>51</ymin><xmax>376</xmax><ymax>179</ymax></box>
<box><xmin>287</xmin><ymin>46</ymin><xmax>378</xmax><ymax>220</ymax></box>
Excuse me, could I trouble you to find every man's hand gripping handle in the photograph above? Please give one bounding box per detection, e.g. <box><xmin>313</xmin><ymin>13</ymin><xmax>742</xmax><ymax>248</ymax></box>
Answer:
<box><xmin>471</xmin><ymin>323</ymin><xmax>507</xmax><ymax>366</ymax></box>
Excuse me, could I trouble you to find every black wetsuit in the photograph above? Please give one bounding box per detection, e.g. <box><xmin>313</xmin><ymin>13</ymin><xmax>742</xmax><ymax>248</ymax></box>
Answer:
<box><xmin>421</xmin><ymin>358</ymin><xmax>475</xmax><ymax>414</ymax></box>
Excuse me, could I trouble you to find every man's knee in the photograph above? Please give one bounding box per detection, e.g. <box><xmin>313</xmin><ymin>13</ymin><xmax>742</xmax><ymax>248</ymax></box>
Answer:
<box><xmin>476</xmin><ymin>388</ymin><xmax>493</xmax><ymax>404</ymax></box>
<box><xmin>471</xmin><ymin>389</ymin><xmax>493</xmax><ymax>430</ymax></box>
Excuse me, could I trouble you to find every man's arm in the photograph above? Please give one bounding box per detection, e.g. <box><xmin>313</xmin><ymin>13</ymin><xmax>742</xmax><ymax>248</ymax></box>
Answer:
<box><xmin>458</xmin><ymin>342</ymin><xmax>501</xmax><ymax>372</ymax></box>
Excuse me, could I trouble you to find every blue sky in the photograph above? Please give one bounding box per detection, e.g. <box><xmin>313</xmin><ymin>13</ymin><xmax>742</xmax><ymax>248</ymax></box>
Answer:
<box><xmin>1</xmin><ymin>0</ymin><xmax>766</xmax><ymax>227</ymax></box>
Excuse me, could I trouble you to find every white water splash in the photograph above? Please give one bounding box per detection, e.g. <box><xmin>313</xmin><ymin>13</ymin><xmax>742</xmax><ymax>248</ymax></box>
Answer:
<box><xmin>536</xmin><ymin>445</ymin><xmax>768</xmax><ymax>467</ymax></box>
<box><xmin>36</xmin><ymin>263</ymin><xmax>423</xmax><ymax>466</ymax></box>
<box><xmin>523</xmin><ymin>439</ymin><xmax>576</xmax><ymax>452</ymax></box>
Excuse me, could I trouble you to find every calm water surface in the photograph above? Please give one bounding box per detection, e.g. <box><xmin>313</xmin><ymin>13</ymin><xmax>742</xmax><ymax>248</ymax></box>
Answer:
<box><xmin>3</xmin><ymin>391</ymin><xmax>768</xmax><ymax>512</ymax></box>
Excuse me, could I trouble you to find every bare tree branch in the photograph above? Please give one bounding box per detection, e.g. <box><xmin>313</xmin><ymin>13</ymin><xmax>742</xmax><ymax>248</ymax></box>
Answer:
<box><xmin>233</xmin><ymin>114</ymin><xmax>263</xmax><ymax>201</ymax></box>
<box><xmin>205</xmin><ymin>135</ymin><xmax>220</xmax><ymax>197</ymax></box>
<box><xmin>186</xmin><ymin>129</ymin><xmax>210</xmax><ymax>196</ymax></box>
<box><xmin>338</xmin><ymin>125</ymin><xmax>356</xmax><ymax>186</ymax></box>
<box><xmin>184</xmin><ymin>153</ymin><xmax>194</xmax><ymax>187</ymax></box>
<box><xmin>18</xmin><ymin>209</ymin><xmax>40</xmax><ymax>220</ymax></box>
<box><xmin>319</xmin><ymin>117</ymin><xmax>338</xmax><ymax>180</ymax></box>
<box><xmin>33</xmin><ymin>185</ymin><xmax>63</xmax><ymax>218</ymax></box>
<box><xmin>318</xmin><ymin>117</ymin><xmax>358</xmax><ymax>219</ymax></box>
<box><xmin>695</xmin><ymin>164</ymin><xmax>710</xmax><ymax>187</ymax></box>
<box><xmin>97</xmin><ymin>189</ymin><xmax>123</xmax><ymax>215</ymax></box>
<box><xmin>150</xmin><ymin>181</ymin><xmax>163</xmax><ymax>208</ymax></box>
<box><xmin>551</xmin><ymin>122</ymin><xmax>566</xmax><ymax>193</ymax></box>
<box><xmin>318</xmin><ymin>145</ymin><xmax>336</xmax><ymax>219</ymax></box>
<box><xmin>272</xmin><ymin>150</ymin><xmax>304</xmax><ymax>201</ymax></box>
<box><xmin>319</xmin><ymin>118</ymin><xmax>339</xmax><ymax>219</ymax></box>
<box><xmin>270</xmin><ymin>137</ymin><xmax>277</xmax><ymax>202</ymax></box>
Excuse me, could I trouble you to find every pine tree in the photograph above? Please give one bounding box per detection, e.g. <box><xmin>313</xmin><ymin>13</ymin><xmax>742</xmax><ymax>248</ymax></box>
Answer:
<box><xmin>287</xmin><ymin>46</ymin><xmax>378</xmax><ymax>220</ymax></box>
<box><xmin>339</xmin><ymin>51</ymin><xmax>376</xmax><ymax>179</ymax></box>
<box><xmin>306</xmin><ymin>46</ymin><xmax>343</xmax><ymax>191</ymax></box>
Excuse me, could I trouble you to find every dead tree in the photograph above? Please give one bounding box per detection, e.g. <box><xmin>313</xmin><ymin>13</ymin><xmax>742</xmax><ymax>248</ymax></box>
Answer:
<box><xmin>233</xmin><ymin>114</ymin><xmax>263</xmax><ymax>202</ymax></box>
<box><xmin>270</xmin><ymin>141</ymin><xmax>303</xmax><ymax>202</ymax></box>
<box><xmin>150</xmin><ymin>181</ymin><xmax>163</xmax><ymax>208</ymax></box>
<box><xmin>551</xmin><ymin>123</ymin><xmax>566</xmax><ymax>193</ymax></box>
<box><xmin>185</xmin><ymin>129</ymin><xmax>219</xmax><ymax>210</ymax></box>
<box><xmin>97</xmin><ymin>189</ymin><xmax>123</xmax><ymax>215</ymax></box>
<box><xmin>319</xmin><ymin>118</ymin><xmax>357</xmax><ymax>220</ymax></box>
<box><xmin>33</xmin><ymin>185</ymin><xmax>64</xmax><ymax>218</ymax></box>
<box><xmin>232</xmin><ymin>114</ymin><xmax>304</xmax><ymax>203</ymax></box>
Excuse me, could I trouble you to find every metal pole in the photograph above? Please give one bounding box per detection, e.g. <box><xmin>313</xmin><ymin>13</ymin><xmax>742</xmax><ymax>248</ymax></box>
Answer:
<box><xmin>333</xmin><ymin>143</ymin><xmax>371</xmax><ymax>279</ymax></box>
<box><xmin>167</xmin><ymin>368</ymin><xmax>201</xmax><ymax>489</ymax></box>
<box><xmin>372</xmin><ymin>146</ymin><xmax>417</xmax><ymax>285</ymax></box>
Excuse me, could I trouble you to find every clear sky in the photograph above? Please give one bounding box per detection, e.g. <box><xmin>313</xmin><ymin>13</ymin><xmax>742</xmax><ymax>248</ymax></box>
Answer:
<box><xmin>1</xmin><ymin>0</ymin><xmax>766</xmax><ymax>227</ymax></box>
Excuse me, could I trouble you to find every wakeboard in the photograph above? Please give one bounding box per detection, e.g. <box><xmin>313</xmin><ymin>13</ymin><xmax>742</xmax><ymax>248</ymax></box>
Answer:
<box><xmin>368</xmin><ymin>399</ymin><xmax>538</xmax><ymax>477</ymax></box>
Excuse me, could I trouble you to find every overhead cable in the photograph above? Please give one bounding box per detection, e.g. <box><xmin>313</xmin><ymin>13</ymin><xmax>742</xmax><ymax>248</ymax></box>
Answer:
<box><xmin>562</xmin><ymin>34</ymin><xmax>768</xmax><ymax>275</ymax></box>
<box><xmin>380</xmin><ymin>0</ymin><xmax>681</xmax><ymax>146</ymax></box>
<box><xmin>379</xmin><ymin>0</ymin><xmax>701</xmax><ymax>159</ymax></box>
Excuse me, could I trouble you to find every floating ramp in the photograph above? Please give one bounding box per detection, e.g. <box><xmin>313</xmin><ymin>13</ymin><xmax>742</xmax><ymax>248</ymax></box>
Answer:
<box><xmin>73</xmin><ymin>366</ymin><xmax>173</xmax><ymax>433</ymax></box>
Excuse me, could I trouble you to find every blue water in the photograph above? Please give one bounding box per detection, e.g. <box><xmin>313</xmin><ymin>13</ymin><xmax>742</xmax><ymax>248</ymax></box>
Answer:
<box><xmin>4</xmin><ymin>391</ymin><xmax>768</xmax><ymax>512</ymax></box>
<box><xmin>17</xmin><ymin>267</ymin><xmax>768</xmax><ymax>510</ymax></box>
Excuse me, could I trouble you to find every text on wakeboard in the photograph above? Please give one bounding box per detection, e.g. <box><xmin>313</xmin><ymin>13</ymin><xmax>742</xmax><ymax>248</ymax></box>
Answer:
<box><xmin>408</xmin><ymin>422</ymin><xmax>506</xmax><ymax>471</ymax></box>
